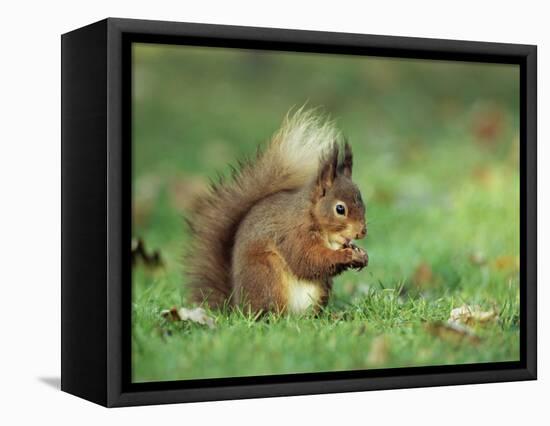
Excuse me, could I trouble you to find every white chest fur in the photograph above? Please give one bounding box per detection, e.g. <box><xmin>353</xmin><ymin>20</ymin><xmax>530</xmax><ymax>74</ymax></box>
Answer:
<box><xmin>286</xmin><ymin>277</ymin><xmax>322</xmax><ymax>314</ymax></box>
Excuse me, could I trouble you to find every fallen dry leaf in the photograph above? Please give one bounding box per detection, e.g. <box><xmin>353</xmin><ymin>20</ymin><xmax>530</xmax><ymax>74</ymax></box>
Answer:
<box><xmin>472</xmin><ymin>104</ymin><xmax>505</xmax><ymax>147</ymax></box>
<box><xmin>449</xmin><ymin>304</ymin><xmax>498</xmax><ymax>326</ymax></box>
<box><xmin>161</xmin><ymin>307</ymin><xmax>181</xmax><ymax>322</ymax></box>
<box><xmin>367</xmin><ymin>335</ymin><xmax>389</xmax><ymax>366</ymax></box>
<box><xmin>492</xmin><ymin>255</ymin><xmax>519</xmax><ymax>272</ymax></box>
<box><xmin>161</xmin><ymin>306</ymin><xmax>216</xmax><ymax>329</ymax></box>
<box><xmin>131</xmin><ymin>237</ymin><xmax>163</xmax><ymax>269</ymax></box>
<box><xmin>412</xmin><ymin>262</ymin><xmax>434</xmax><ymax>288</ymax></box>
<box><xmin>425</xmin><ymin>321</ymin><xmax>481</xmax><ymax>345</ymax></box>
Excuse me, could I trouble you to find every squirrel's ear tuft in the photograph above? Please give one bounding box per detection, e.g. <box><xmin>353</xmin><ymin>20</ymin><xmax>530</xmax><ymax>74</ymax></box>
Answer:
<box><xmin>313</xmin><ymin>145</ymin><xmax>338</xmax><ymax>199</ymax></box>
<box><xmin>339</xmin><ymin>140</ymin><xmax>353</xmax><ymax>178</ymax></box>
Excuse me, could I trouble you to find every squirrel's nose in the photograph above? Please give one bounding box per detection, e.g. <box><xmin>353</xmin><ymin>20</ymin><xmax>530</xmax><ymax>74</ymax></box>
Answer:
<box><xmin>357</xmin><ymin>226</ymin><xmax>367</xmax><ymax>239</ymax></box>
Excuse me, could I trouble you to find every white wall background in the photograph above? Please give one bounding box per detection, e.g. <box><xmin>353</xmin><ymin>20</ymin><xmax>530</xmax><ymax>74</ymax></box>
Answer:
<box><xmin>1</xmin><ymin>0</ymin><xmax>546</xmax><ymax>424</ymax></box>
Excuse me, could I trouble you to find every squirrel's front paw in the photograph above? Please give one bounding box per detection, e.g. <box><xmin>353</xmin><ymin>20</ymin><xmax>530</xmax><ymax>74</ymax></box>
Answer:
<box><xmin>337</xmin><ymin>248</ymin><xmax>355</xmax><ymax>264</ymax></box>
<box><xmin>349</xmin><ymin>244</ymin><xmax>368</xmax><ymax>270</ymax></box>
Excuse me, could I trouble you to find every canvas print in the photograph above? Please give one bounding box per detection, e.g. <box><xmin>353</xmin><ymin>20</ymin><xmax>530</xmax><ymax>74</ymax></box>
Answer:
<box><xmin>131</xmin><ymin>43</ymin><xmax>520</xmax><ymax>383</ymax></box>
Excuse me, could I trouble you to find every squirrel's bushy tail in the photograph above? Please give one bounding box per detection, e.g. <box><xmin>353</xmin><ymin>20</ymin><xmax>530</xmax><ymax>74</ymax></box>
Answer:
<box><xmin>185</xmin><ymin>109</ymin><xmax>340</xmax><ymax>308</ymax></box>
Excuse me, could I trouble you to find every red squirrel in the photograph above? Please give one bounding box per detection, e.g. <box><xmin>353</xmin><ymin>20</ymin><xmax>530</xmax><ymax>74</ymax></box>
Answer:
<box><xmin>185</xmin><ymin>109</ymin><xmax>368</xmax><ymax>314</ymax></box>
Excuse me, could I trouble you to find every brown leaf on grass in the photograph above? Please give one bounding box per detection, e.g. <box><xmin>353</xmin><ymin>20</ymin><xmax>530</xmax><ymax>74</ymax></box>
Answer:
<box><xmin>131</xmin><ymin>237</ymin><xmax>163</xmax><ymax>269</ymax></box>
<box><xmin>412</xmin><ymin>262</ymin><xmax>434</xmax><ymax>288</ymax></box>
<box><xmin>492</xmin><ymin>255</ymin><xmax>519</xmax><ymax>272</ymax></box>
<box><xmin>472</xmin><ymin>105</ymin><xmax>505</xmax><ymax>147</ymax></box>
<box><xmin>425</xmin><ymin>321</ymin><xmax>481</xmax><ymax>345</ymax></box>
<box><xmin>449</xmin><ymin>305</ymin><xmax>498</xmax><ymax>326</ymax></box>
<box><xmin>161</xmin><ymin>307</ymin><xmax>216</xmax><ymax>329</ymax></box>
<box><xmin>367</xmin><ymin>335</ymin><xmax>389</xmax><ymax>366</ymax></box>
<box><xmin>161</xmin><ymin>307</ymin><xmax>181</xmax><ymax>322</ymax></box>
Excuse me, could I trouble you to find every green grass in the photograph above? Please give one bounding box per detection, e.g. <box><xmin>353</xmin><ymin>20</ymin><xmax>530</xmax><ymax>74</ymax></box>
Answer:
<box><xmin>132</xmin><ymin>289</ymin><xmax>519</xmax><ymax>382</ymax></box>
<box><xmin>131</xmin><ymin>43</ymin><xmax>520</xmax><ymax>382</ymax></box>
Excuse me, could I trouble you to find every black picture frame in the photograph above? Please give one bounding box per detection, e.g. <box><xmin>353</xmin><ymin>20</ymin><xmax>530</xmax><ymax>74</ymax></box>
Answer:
<box><xmin>61</xmin><ymin>17</ymin><xmax>537</xmax><ymax>407</ymax></box>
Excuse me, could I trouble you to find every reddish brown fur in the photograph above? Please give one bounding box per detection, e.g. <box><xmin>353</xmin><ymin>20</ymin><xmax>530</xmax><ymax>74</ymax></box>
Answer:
<box><xmin>185</xmin><ymin>120</ymin><xmax>367</xmax><ymax>313</ymax></box>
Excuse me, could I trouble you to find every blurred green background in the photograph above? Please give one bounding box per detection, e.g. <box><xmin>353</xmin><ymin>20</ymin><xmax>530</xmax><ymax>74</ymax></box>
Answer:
<box><xmin>132</xmin><ymin>43</ymin><xmax>520</xmax><ymax>383</ymax></box>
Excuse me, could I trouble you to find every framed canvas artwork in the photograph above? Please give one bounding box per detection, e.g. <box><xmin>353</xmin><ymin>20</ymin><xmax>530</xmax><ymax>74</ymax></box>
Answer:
<box><xmin>61</xmin><ymin>18</ymin><xmax>537</xmax><ymax>407</ymax></box>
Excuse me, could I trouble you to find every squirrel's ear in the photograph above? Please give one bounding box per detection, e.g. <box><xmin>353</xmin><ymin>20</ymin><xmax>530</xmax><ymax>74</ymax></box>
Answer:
<box><xmin>339</xmin><ymin>141</ymin><xmax>353</xmax><ymax>178</ymax></box>
<box><xmin>313</xmin><ymin>146</ymin><xmax>338</xmax><ymax>199</ymax></box>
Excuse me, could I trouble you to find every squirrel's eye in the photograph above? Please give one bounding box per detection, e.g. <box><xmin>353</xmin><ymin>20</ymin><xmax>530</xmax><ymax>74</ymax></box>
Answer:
<box><xmin>335</xmin><ymin>203</ymin><xmax>346</xmax><ymax>216</ymax></box>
